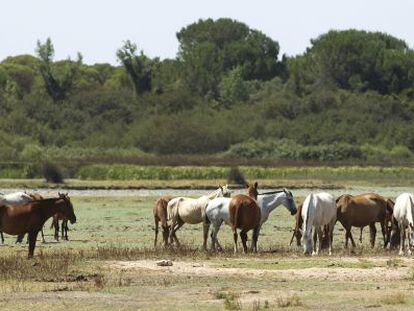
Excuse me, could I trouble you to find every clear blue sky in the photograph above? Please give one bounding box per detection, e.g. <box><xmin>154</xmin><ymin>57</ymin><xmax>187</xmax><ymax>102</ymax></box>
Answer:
<box><xmin>1</xmin><ymin>0</ymin><xmax>413</xmax><ymax>64</ymax></box>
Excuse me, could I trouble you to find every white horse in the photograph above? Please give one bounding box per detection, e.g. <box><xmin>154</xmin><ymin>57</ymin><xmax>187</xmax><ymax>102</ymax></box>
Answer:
<box><xmin>167</xmin><ymin>185</ymin><xmax>232</xmax><ymax>247</ymax></box>
<box><xmin>301</xmin><ymin>192</ymin><xmax>336</xmax><ymax>256</ymax></box>
<box><xmin>392</xmin><ymin>193</ymin><xmax>414</xmax><ymax>255</ymax></box>
<box><xmin>0</xmin><ymin>191</ymin><xmax>32</xmax><ymax>206</ymax></box>
<box><xmin>204</xmin><ymin>189</ymin><xmax>297</xmax><ymax>251</ymax></box>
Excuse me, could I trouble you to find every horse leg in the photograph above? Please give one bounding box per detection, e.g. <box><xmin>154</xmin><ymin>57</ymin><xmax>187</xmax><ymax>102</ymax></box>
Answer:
<box><xmin>16</xmin><ymin>234</ymin><xmax>24</xmax><ymax>244</ymax></box>
<box><xmin>64</xmin><ymin>221</ymin><xmax>69</xmax><ymax>240</ymax></box>
<box><xmin>41</xmin><ymin>228</ymin><xmax>45</xmax><ymax>243</ymax></box>
<box><xmin>314</xmin><ymin>227</ymin><xmax>323</xmax><ymax>256</ymax></box>
<box><xmin>54</xmin><ymin>219</ymin><xmax>59</xmax><ymax>241</ymax></box>
<box><xmin>407</xmin><ymin>226</ymin><xmax>413</xmax><ymax>255</ymax></box>
<box><xmin>28</xmin><ymin>230</ymin><xmax>39</xmax><ymax>259</ymax></box>
<box><xmin>233</xmin><ymin>229</ymin><xmax>238</xmax><ymax>253</ymax></box>
<box><xmin>399</xmin><ymin>224</ymin><xmax>405</xmax><ymax>256</ymax></box>
<box><xmin>162</xmin><ymin>225</ymin><xmax>169</xmax><ymax>247</ymax></box>
<box><xmin>328</xmin><ymin>222</ymin><xmax>334</xmax><ymax>256</ymax></box>
<box><xmin>312</xmin><ymin>228</ymin><xmax>317</xmax><ymax>255</ymax></box>
<box><xmin>251</xmin><ymin>226</ymin><xmax>261</xmax><ymax>253</ymax></box>
<box><xmin>369</xmin><ymin>223</ymin><xmax>376</xmax><ymax>248</ymax></box>
<box><xmin>0</xmin><ymin>232</ymin><xmax>3</xmax><ymax>244</ymax></box>
<box><xmin>168</xmin><ymin>217</ymin><xmax>177</xmax><ymax>245</ymax></box>
<box><xmin>202</xmin><ymin>222</ymin><xmax>210</xmax><ymax>251</ymax></box>
<box><xmin>154</xmin><ymin>218</ymin><xmax>159</xmax><ymax>247</ymax></box>
<box><xmin>240</xmin><ymin>230</ymin><xmax>248</xmax><ymax>254</ymax></box>
<box><xmin>359</xmin><ymin>227</ymin><xmax>363</xmax><ymax>243</ymax></box>
<box><xmin>380</xmin><ymin>220</ymin><xmax>387</xmax><ymax>248</ymax></box>
<box><xmin>172</xmin><ymin>219</ymin><xmax>184</xmax><ymax>246</ymax></box>
<box><xmin>349</xmin><ymin>230</ymin><xmax>356</xmax><ymax>248</ymax></box>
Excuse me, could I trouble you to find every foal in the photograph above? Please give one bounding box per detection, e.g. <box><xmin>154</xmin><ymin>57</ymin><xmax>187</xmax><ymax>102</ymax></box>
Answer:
<box><xmin>0</xmin><ymin>193</ymin><xmax>77</xmax><ymax>258</ymax></box>
<box><xmin>153</xmin><ymin>196</ymin><xmax>178</xmax><ymax>247</ymax></box>
<box><xmin>229</xmin><ymin>182</ymin><xmax>261</xmax><ymax>253</ymax></box>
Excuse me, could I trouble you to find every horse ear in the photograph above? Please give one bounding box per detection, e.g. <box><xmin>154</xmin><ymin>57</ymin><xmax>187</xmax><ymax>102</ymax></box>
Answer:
<box><xmin>254</xmin><ymin>182</ymin><xmax>258</xmax><ymax>189</ymax></box>
<box><xmin>218</xmin><ymin>185</ymin><xmax>223</xmax><ymax>191</ymax></box>
<box><xmin>245</xmin><ymin>183</ymin><xmax>249</xmax><ymax>189</ymax></box>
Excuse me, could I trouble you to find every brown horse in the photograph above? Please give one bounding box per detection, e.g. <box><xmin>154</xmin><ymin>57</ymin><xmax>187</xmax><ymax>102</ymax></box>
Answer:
<box><xmin>153</xmin><ymin>196</ymin><xmax>179</xmax><ymax>247</ymax></box>
<box><xmin>336</xmin><ymin>193</ymin><xmax>393</xmax><ymax>249</ymax></box>
<box><xmin>15</xmin><ymin>193</ymin><xmax>46</xmax><ymax>244</ymax></box>
<box><xmin>290</xmin><ymin>203</ymin><xmax>303</xmax><ymax>246</ymax></box>
<box><xmin>0</xmin><ymin>193</ymin><xmax>76</xmax><ymax>258</ymax></box>
<box><xmin>228</xmin><ymin>182</ymin><xmax>261</xmax><ymax>253</ymax></box>
<box><xmin>51</xmin><ymin>213</ymin><xmax>69</xmax><ymax>241</ymax></box>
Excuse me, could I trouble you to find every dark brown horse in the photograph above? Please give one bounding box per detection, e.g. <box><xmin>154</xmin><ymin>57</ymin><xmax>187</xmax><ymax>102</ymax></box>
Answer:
<box><xmin>153</xmin><ymin>196</ymin><xmax>179</xmax><ymax>247</ymax></box>
<box><xmin>228</xmin><ymin>182</ymin><xmax>261</xmax><ymax>253</ymax></box>
<box><xmin>0</xmin><ymin>193</ymin><xmax>76</xmax><ymax>258</ymax></box>
<box><xmin>51</xmin><ymin>213</ymin><xmax>69</xmax><ymax>241</ymax></box>
<box><xmin>336</xmin><ymin>193</ymin><xmax>393</xmax><ymax>249</ymax></box>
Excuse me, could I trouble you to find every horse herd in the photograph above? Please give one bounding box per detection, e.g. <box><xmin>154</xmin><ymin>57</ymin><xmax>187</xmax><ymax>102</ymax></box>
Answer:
<box><xmin>0</xmin><ymin>191</ymin><xmax>76</xmax><ymax>258</ymax></box>
<box><xmin>154</xmin><ymin>183</ymin><xmax>414</xmax><ymax>256</ymax></box>
<box><xmin>1</xmin><ymin>184</ymin><xmax>414</xmax><ymax>259</ymax></box>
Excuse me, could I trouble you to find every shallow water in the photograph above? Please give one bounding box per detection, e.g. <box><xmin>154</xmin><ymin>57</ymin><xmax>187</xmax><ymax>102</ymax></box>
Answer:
<box><xmin>1</xmin><ymin>186</ymin><xmax>414</xmax><ymax>198</ymax></box>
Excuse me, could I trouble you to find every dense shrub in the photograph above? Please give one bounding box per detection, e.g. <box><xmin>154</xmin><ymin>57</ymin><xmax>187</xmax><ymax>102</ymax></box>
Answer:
<box><xmin>42</xmin><ymin>162</ymin><xmax>64</xmax><ymax>183</ymax></box>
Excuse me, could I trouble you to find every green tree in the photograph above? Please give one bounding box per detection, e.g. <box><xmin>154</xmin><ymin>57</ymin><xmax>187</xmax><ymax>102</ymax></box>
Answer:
<box><xmin>116</xmin><ymin>40</ymin><xmax>152</xmax><ymax>96</ymax></box>
<box><xmin>36</xmin><ymin>38</ymin><xmax>82</xmax><ymax>102</ymax></box>
<box><xmin>219</xmin><ymin>67</ymin><xmax>249</xmax><ymax>106</ymax></box>
<box><xmin>177</xmin><ymin>18</ymin><xmax>281</xmax><ymax>97</ymax></box>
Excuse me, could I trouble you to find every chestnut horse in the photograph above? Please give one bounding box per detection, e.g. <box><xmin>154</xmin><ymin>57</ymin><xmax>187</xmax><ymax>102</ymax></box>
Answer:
<box><xmin>0</xmin><ymin>193</ymin><xmax>76</xmax><ymax>258</ymax></box>
<box><xmin>336</xmin><ymin>193</ymin><xmax>393</xmax><ymax>249</ymax></box>
<box><xmin>153</xmin><ymin>196</ymin><xmax>178</xmax><ymax>247</ymax></box>
<box><xmin>229</xmin><ymin>182</ymin><xmax>261</xmax><ymax>253</ymax></box>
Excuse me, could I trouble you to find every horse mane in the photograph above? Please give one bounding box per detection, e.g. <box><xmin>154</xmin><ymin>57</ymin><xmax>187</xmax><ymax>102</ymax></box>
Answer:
<box><xmin>29</xmin><ymin>197</ymin><xmax>64</xmax><ymax>205</ymax></box>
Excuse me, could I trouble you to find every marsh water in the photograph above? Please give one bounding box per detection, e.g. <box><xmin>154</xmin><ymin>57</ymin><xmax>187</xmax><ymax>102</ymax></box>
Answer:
<box><xmin>1</xmin><ymin>186</ymin><xmax>414</xmax><ymax>197</ymax></box>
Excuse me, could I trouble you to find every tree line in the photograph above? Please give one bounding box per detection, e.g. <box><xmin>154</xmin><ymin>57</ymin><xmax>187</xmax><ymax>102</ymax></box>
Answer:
<box><xmin>1</xmin><ymin>18</ymin><xmax>414</xmax><ymax>163</ymax></box>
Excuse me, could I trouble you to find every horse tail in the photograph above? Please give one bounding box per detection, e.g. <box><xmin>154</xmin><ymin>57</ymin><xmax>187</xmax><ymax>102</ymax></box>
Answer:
<box><xmin>159</xmin><ymin>198</ymin><xmax>169</xmax><ymax>228</ymax></box>
<box><xmin>303</xmin><ymin>194</ymin><xmax>314</xmax><ymax>238</ymax></box>
<box><xmin>232</xmin><ymin>204</ymin><xmax>241</xmax><ymax>231</ymax></box>
<box><xmin>408</xmin><ymin>195</ymin><xmax>414</xmax><ymax>229</ymax></box>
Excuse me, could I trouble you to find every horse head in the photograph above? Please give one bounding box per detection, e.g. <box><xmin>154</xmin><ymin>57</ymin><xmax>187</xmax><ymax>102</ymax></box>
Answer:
<box><xmin>58</xmin><ymin>193</ymin><xmax>77</xmax><ymax>224</ymax></box>
<box><xmin>282</xmin><ymin>188</ymin><xmax>297</xmax><ymax>215</ymax></box>
<box><xmin>336</xmin><ymin>194</ymin><xmax>352</xmax><ymax>214</ymax></box>
<box><xmin>246</xmin><ymin>182</ymin><xmax>258</xmax><ymax>200</ymax></box>
<box><xmin>219</xmin><ymin>184</ymin><xmax>232</xmax><ymax>198</ymax></box>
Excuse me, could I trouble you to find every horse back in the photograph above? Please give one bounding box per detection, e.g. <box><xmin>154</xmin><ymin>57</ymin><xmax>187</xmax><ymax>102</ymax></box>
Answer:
<box><xmin>229</xmin><ymin>195</ymin><xmax>261</xmax><ymax>231</ymax></box>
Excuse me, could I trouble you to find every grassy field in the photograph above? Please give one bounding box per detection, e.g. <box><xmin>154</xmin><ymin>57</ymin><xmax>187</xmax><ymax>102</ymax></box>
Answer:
<box><xmin>0</xmin><ymin>194</ymin><xmax>414</xmax><ymax>310</ymax></box>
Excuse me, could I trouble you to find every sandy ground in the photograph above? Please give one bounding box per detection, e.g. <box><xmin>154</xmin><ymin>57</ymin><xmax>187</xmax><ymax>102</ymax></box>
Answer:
<box><xmin>109</xmin><ymin>257</ymin><xmax>412</xmax><ymax>281</ymax></box>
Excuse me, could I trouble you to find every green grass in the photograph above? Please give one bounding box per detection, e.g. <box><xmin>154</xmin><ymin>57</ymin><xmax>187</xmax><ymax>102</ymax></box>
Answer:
<box><xmin>0</xmin><ymin>194</ymin><xmax>413</xmax><ymax>310</ymax></box>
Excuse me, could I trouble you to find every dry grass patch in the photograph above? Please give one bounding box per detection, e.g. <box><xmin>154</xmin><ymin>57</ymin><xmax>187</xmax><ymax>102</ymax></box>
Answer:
<box><xmin>379</xmin><ymin>292</ymin><xmax>406</xmax><ymax>305</ymax></box>
<box><xmin>276</xmin><ymin>294</ymin><xmax>303</xmax><ymax>308</ymax></box>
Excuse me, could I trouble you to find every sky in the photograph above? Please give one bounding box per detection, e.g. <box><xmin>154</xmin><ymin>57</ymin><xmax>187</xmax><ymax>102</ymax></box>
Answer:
<box><xmin>1</xmin><ymin>0</ymin><xmax>413</xmax><ymax>65</ymax></box>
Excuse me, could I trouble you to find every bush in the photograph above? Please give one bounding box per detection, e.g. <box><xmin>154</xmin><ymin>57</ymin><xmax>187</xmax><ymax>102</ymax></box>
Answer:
<box><xmin>42</xmin><ymin>162</ymin><xmax>64</xmax><ymax>183</ymax></box>
<box><xmin>227</xmin><ymin>167</ymin><xmax>246</xmax><ymax>185</ymax></box>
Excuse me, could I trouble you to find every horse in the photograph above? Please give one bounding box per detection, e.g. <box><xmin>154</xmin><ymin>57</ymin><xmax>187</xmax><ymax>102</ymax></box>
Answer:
<box><xmin>336</xmin><ymin>193</ymin><xmax>393</xmax><ymax>249</ymax></box>
<box><xmin>0</xmin><ymin>193</ymin><xmax>76</xmax><ymax>258</ymax></box>
<box><xmin>167</xmin><ymin>185</ymin><xmax>232</xmax><ymax>248</ymax></box>
<box><xmin>205</xmin><ymin>186</ymin><xmax>297</xmax><ymax>252</ymax></box>
<box><xmin>153</xmin><ymin>196</ymin><xmax>177</xmax><ymax>247</ymax></box>
<box><xmin>0</xmin><ymin>192</ymin><xmax>46</xmax><ymax>244</ymax></box>
<box><xmin>301</xmin><ymin>192</ymin><xmax>336</xmax><ymax>256</ymax></box>
<box><xmin>391</xmin><ymin>193</ymin><xmax>414</xmax><ymax>255</ymax></box>
<box><xmin>51</xmin><ymin>213</ymin><xmax>69</xmax><ymax>241</ymax></box>
<box><xmin>357</xmin><ymin>198</ymin><xmax>395</xmax><ymax>244</ymax></box>
<box><xmin>290</xmin><ymin>203</ymin><xmax>303</xmax><ymax>246</ymax></box>
<box><xmin>227</xmin><ymin>182</ymin><xmax>261</xmax><ymax>253</ymax></box>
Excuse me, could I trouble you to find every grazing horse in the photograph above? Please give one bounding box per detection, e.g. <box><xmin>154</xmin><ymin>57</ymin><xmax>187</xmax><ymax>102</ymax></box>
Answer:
<box><xmin>0</xmin><ymin>193</ymin><xmax>76</xmax><ymax>258</ymax></box>
<box><xmin>167</xmin><ymin>185</ymin><xmax>232</xmax><ymax>248</ymax></box>
<box><xmin>153</xmin><ymin>196</ymin><xmax>177</xmax><ymax>247</ymax></box>
<box><xmin>290</xmin><ymin>203</ymin><xmax>303</xmax><ymax>246</ymax></box>
<box><xmin>205</xmin><ymin>186</ymin><xmax>297</xmax><ymax>252</ymax></box>
<box><xmin>301</xmin><ymin>193</ymin><xmax>336</xmax><ymax>255</ymax></box>
<box><xmin>336</xmin><ymin>193</ymin><xmax>393</xmax><ymax>249</ymax></box>
<box><xmin>228</xmin><ymin>182</ymin><xmax>262</xmax><ymax>253</ymax></box>
<box><xmin>391</xmin><ymin>193</ymin><xmax>414</xmax><ymax>255</ymax></box>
